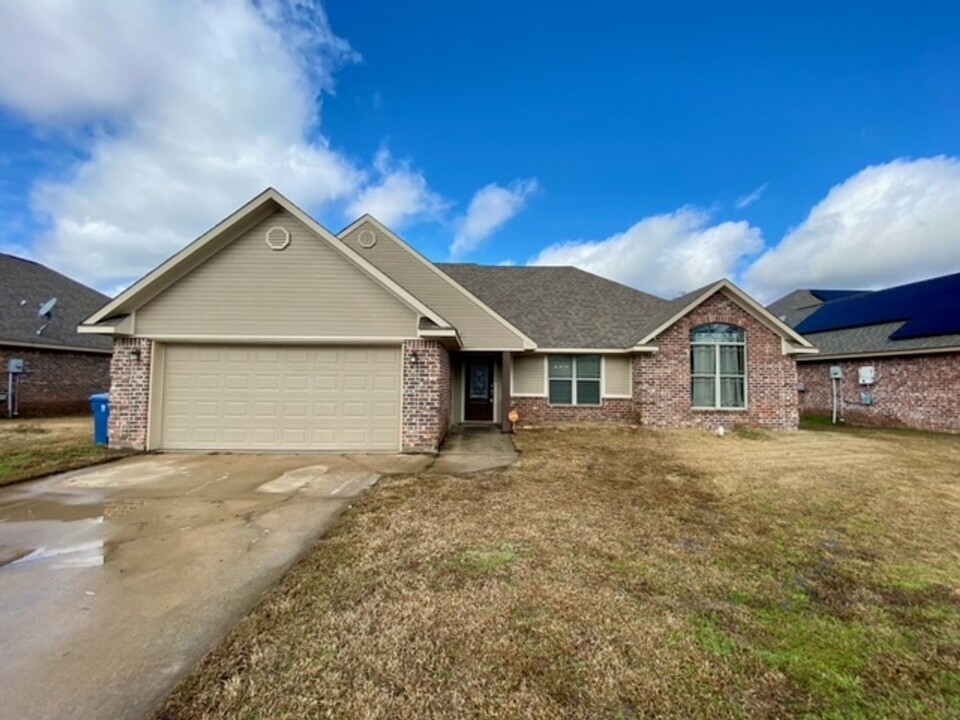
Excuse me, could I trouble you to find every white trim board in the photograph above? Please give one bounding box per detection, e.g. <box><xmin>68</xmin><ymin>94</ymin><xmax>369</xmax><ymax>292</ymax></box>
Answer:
<box><xmin>798</xmin><ymin>346</ymin><xmax>960</xmax><ymax>361</ymax></box>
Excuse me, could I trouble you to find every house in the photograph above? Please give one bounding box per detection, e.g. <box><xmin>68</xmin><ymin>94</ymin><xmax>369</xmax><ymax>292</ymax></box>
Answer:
<box><xmin>1</xmin><ymin>254</ymin><xmax>112</xmax><ymax>417</ymax></box>
<box><xmin>769</xmin><ymin>272</ymin><xmax>960</xmax><ymax>433</ymax></box>
<box><xmin>79</xmin><ymin>188</ymin><xmax>815</xmax><ymax>453</ymax></box>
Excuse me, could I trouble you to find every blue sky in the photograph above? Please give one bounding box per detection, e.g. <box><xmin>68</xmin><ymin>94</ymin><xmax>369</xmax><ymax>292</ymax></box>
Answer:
<box><xmin>1</xmin><ymin>1</ymin><xmax>959</xmax><ymax>301</ymax></box>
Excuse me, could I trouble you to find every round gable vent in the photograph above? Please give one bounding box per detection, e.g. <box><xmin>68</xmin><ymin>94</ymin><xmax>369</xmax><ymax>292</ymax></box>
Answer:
<box><xmin>357</xmin><ymin>229</ymin><xmax>377</xmax><ymax>248</ymax></box>
<box><xmin>265</xmin><ymin>226</ymin><xmax>290</xmax><ymax>250</ymax></box>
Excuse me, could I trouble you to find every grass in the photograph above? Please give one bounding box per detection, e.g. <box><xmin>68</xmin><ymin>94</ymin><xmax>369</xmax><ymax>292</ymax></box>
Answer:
<box><xmin>800</xmin><ymin>413</ymin><xmax>949</xmax><ymax>439</ymax></box>
<box><xmin>0</xmin><ymin>416</ymin><xmax>131</xmax><ymax>487</ymax></box>
<box><xmin>158</xmin><ymin>425</ymin><xmax>960</xmax><ymax>719</ymax></box>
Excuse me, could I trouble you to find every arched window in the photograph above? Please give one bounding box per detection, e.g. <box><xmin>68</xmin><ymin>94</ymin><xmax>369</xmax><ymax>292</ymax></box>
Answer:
<box><xmin>691</xmin><ymin>323</ymin><xmax>746</xmax><ymax>409</ymax></box>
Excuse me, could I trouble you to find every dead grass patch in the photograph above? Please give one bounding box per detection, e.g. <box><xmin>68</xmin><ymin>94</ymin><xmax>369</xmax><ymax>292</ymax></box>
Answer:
<box><xmin>0</xmin><ymin>416</ymin><xmax>131</xmax><ymax>487</ymax></box>
<box><xmin>159</xmin><ymin>425</ymin><xmax>960</xmax><ymax>719</ymax></box>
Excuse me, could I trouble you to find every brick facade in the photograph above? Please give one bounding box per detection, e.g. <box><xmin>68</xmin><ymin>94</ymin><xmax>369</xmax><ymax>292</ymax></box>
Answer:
<box><xmin>506</xmin><ymin>293</ymin><xmax>800</xmax><ymax>432</ymax></box>
<box><xmin>0</xmin><ymin>344</ymin><xmax>110</xmax><ymax>418</ymax></box>
<box><xmin>104</xmin><ymin>295</ymin><xmax>800</xmax><ymax>449</ymax></box>
<box><xmin>108</xmin><ymin>337</ymin><xmax>152</xmax><ymax>450</ymax></box>
<box><xmin>635</xmin><ymin>292</ymin><xmax>799</xmax><ymax>430</ymax></box>
<box><xmin>511</xmin><ymin>395</ymin><xmax>635</xmax><ymax>424</ymax></box>
<box><xmin>798</xmin><ymin>353</ymin><xmax>960</xmax><ymax>433</ymax></box>
<box><xmin>401</xmin><ymin>339</ymin><xmax>451</xmax><ymax>452</ymax></box>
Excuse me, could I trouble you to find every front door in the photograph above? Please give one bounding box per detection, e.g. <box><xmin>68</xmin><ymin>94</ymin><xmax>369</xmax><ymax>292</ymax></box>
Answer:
<box><xmin>464</xmin><ymin>357</ymin><xmax>495</xmax><ymax>422</ymax></box>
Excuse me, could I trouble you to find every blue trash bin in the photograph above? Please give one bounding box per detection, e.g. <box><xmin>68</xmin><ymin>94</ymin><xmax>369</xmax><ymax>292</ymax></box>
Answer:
<box><xmin>90</xmin><ymin>393</ymin><xmax>110</xmax><ymax>446</ymax></box>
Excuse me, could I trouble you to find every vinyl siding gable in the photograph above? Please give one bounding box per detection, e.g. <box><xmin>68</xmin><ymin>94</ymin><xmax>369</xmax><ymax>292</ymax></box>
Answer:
<box><xmin>341</xmin><ymin>221</ymin><xmax>527</xmax><ymax>350</ymax></box>
<box><xmin>136</xmin><ymin>210</ymin><xmax>417</xmax><ymax>338</ymax></box>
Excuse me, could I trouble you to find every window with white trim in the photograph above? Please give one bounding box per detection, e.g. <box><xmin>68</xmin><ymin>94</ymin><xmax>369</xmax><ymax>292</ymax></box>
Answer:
<box><xmin>548</xmin><ymin>355</ymin><xmax>601</xmax><ymax>405</ymax></box>
<box><xmin>691</xmin><ymin>324</ymin><xmax>746</xmax><ymax>409</ymax></box>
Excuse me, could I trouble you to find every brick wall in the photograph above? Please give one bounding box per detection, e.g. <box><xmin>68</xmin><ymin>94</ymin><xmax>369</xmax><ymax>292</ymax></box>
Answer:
<box><xmin>0</xmin><ymin>344</ymin><xmax>110</xmax><ymax>418</ymax></box>
<box><xmin>635</xmin><ymin>292</ymin><xmax>799</xmax><ymax>430</ymax></box>
<box><xmin>511</xmin><ymin>396</ymin><xmax>636</xmax><ymax>424</ymax></box>
<box><xmin>798</xmin><ymin>354</ymin><xmax>960</xmax><ymax>433</ymax></box>
<box><xmin>108</xmin><ymin>337</ymin><xmax>152</xmax><ymax>449</ymax></box>
<box><xmin>401</xmin><ymin>339</ymin><xmax>451</xmax><ymax>452</ymax></box>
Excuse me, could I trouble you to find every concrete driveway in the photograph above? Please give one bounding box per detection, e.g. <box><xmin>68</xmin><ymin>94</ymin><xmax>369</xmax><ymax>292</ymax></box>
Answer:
<box><xmin>0</xmin><ymin>451</ymin><xmax>430</xmax><ymax>720</ymax></box>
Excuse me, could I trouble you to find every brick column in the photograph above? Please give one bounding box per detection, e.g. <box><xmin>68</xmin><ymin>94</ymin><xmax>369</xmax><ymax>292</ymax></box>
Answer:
<box><xmin>108</xmin><ymin>337</ymin><xmax>152</xmax><ymax>450</ymax></box>
<box><xmin>401</xmin><ymin>340</ymin><xmax>451</xmax><ymax>452</ymax></box>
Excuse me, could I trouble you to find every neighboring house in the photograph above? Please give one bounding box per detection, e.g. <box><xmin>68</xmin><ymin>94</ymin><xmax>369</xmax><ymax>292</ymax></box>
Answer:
<box><xmin>1</xmin><ymin>254</ymin><xmax>112</xmax><ymax>417</ymax></box>
<box><xmin>769</xmin><ymin>273</ymin><xmax>960</xmax><ymax>433</ymax></box>
<box><xmin>79</xmin><ymin>188</ymin><xmax>815</xmax><ymax>453</ymax></box>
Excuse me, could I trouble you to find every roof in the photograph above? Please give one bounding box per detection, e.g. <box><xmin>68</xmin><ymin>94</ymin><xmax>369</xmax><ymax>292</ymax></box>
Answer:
<box><xmin>766</xmin><ymin>288</ymin><xmax>875</xmax><ymax>328</ymax></box>
<box><xmin>434</xmin><ymin>265</ymin><xmax>813</xmax><ymax>353</ymax></box>
<box><xmin>75</xmin><ymin>187</ymin><xmax>809</xmax><ymax>353</ymax></box>
<box><xmin>0</xmin><ymin>254</ymin><xmax>112</xmax><ymax>353</ymax></box>
<box><xmin>437</xmin><ymin>264</ymin><xmax>670</xmax><ymax>348</ymax></box>
<box><xmin>770</xmin><ymin>272</ymin><xmax>960</xmax><ymax>358</ymax></box>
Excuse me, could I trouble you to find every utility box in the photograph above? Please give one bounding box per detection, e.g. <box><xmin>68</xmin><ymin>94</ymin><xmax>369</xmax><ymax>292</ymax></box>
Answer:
<box><xmin>858</xmin><ymin>366</ymin><xmax>875</xmax><ymax>385</ymax></box>
<box><xmin>829</xmin><ymin>366</ymin><xmax>843</xmax><ymax>380</ymax></box>
<box><xmin>7</xmin><ymin>358</ymin><xmax>24</xmax><ymax>373</ymax></box>
<box><xmin>860</xmin><ymin>392</ymin><xmax>875</xmax><ymax>406</ymax></box>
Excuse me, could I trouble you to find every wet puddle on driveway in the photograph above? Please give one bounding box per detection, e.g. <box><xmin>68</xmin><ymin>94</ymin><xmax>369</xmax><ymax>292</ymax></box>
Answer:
<box><xmin>0</xmin><ymin>493</ymin><xmax>108</xmax><ymax>572</ymax></box>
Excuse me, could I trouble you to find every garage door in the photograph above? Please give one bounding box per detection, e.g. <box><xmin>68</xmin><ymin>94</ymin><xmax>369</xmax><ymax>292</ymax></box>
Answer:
<box><xmin>159</xmin><ymin>345</ymin><xmax>400</xmax><ymax>451</ymax></box>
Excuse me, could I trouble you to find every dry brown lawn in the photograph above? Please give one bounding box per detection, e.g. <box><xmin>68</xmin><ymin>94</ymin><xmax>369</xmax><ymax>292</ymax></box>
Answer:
<box><xmin>158</xmin><ymin>425</ymin><xmax>960</xmax><ymax>720</ymax></box>
<box><xmin>0</xmin><ymin>416</ymin><xmax>129</xmax><ymax>487</ymax></box>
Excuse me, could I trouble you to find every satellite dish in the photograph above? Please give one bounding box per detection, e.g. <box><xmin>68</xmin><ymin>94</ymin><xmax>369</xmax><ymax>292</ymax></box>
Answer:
<box><xmin>38</xmin><ymin>297</ymin><xmax>58</xmax><ymax>319</ymax></box>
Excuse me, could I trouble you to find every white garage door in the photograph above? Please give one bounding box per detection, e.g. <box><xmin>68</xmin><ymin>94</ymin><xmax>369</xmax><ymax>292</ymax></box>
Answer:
<box><xmin>159</xmin><ymin>344</ymin><xmax>401</xmax><ymax>451</ymax></box>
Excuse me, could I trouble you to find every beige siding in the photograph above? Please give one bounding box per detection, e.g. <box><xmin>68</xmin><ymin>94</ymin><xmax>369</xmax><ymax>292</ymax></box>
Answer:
<box><xmin>512</xmin><ymin>353</ymin><xmax>546</xmax><ymax>395</ymax></box>
<box><xmin>604</xmin><ymin>355</ymin><xmax>632</xmax><ymax>396</ymax></box>
<box><xmin>159</xmin><ymin>344</ymin><xmax>400</xmax><ymax>451</ymax></box>
<box><xmin>137</xmin><ymin>210</ymin><xmax>417</xmax><ymax>338</ymax></box>
<box><xmin>342</xmin><ymin>222</ymin><xmax>526</xmax><ymax>349</ymax></box>
<box><xmin>511</xmin><ymin>353</ymin><xmax>632</xmax><ymax>397</ymax></box>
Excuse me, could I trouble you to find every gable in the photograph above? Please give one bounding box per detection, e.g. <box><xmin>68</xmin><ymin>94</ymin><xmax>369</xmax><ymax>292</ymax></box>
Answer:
<box><xmin>135</xmin><ymin>209</ymin><xmax>417</xmax><ymax>338</ymax></box>
<box><xmin>636</xmin><ymin>282</ymin><xmax>815</xmax><ymax>355</ymax></box>
<box><xmin>340</xmin><ymin>220</ymin><xmax>531</xmax><ymax>350</ymax></box>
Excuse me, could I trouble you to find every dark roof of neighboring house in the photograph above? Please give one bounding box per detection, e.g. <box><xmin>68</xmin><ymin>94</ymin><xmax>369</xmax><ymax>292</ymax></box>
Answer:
<box><xmin>808</xmin><ymin>289</ymin><xmax>868</xmax><ymax>302</ymax></box>
<box><xmin>0</xmin><ymin>254</ymin><xmax>112</xmax><ymax>353</ymax></box>
<box><xmin>437</xmin><ymin>264</ymin><xmax>673</xmax><ymax>348</ymax></box>
<box><xmin>767</xmin><ymin>288</ymin><xmax>872</xmax><ymax>328</ymax></box>
<box><xmin>769</xmin><ymin>272</ymin><xmax>960</xmax><ymax>358</ymax></box>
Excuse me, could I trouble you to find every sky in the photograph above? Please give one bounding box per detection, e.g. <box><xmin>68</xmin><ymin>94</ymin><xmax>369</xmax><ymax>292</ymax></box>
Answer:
<box><xmin>0</xmin><ymin>1</ymin><xmax>959</xmax><ymax>303</ymax></box>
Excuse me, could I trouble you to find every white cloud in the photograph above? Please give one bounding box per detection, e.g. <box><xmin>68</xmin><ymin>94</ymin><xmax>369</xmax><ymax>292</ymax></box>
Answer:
<box><xmin>450</xmin><ymin>179</ymin><xmax>539</xmax><ymax>258</ymax></box>
<box><xmin>0</xmin><ymin>1</ymin><xmax>441</xmax><ymax>292</ymax></box>
<box><xmin>744</xmin><ymin>157</ymin><xmax>960</xmax><ymax>301</ymax></box>
<box><xmin>735</xmin><ymin>182</ymin><xmax>768</xmax><ymax>209</ymax></box>
<box><xmin>530</xmin><ymin>208</ymin><xmax>763</xmax><ymax>298</ymax></box>
<box><xmin>345</xmin><ymin>149</ymin><xmax>449</xmax><ymax>227</ymax></box>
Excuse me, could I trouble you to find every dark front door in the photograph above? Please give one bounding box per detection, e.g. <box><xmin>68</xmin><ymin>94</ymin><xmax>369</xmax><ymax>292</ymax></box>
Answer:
<box><xmin>464</xmin><ymin>357</ymin><xmax>495</xmax><ymax>422</ymax></box>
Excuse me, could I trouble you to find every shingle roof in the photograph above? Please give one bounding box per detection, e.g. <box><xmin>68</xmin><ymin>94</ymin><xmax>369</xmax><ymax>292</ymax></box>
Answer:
<box><xmin>770</xmin><ymin>273</ymin><xmax>960</xmax><ymax>358</ymax></box>
<box><xmin>798</xmin><ymin>322</ymin><xmax>960</xmax><ymax>357</ymax></box>
<box><xmin>0</xmin><ymin>254</ymin><xmax>112</xmax><ymax>352</ymax></box>
<box><xmin>436</xmin><ymin>264</ymin><xmax>672</xmax><ymax>348</ymax></box>
<box><xmin>767</xmin><ymin>289</ymin><xmax>826</xmax><ymax>327</ymax></box>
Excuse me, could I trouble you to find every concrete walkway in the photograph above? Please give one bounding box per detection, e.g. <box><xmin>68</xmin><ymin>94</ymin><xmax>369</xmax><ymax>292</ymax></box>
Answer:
<box><xmin>428</xmin><ymin>426</ymin><xmax>519</xmax><ymax>474</ymax></box>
